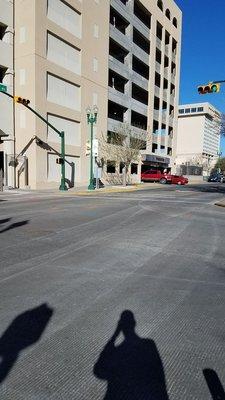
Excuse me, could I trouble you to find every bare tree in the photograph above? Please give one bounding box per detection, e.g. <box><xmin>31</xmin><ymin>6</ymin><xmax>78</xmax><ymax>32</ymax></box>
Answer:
<box><xmin>99</xmin><ymin>123</ymin><xmax>147</xmax><ymax>186</ymax></box>
<box><xmin>213</xmin><ymin>112</ymin><xmax>225</xmax><ymax>137</ymax></box>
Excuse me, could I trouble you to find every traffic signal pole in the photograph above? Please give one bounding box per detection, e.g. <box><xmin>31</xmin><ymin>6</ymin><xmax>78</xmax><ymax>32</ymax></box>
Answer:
<box><xmin>0</xmin><ymin>90</ymin><xmax>67</xmax><ymax>190</ymax></box>
<box><xmin>59</xmin><ymin>131</ymin><xmax>67</xmax><ymax>191</ymax></box>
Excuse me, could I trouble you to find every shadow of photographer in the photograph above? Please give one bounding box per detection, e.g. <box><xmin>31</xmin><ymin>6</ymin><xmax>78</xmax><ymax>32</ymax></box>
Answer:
<box><xmin>0</xmin><ymin>303</ymin><xmax>53</xmax><ymax>384</ymax></box>
<box><xmin>94</xmin><ymin>310</ymin><xmax>169</xmax><ymax>400</ymax></box>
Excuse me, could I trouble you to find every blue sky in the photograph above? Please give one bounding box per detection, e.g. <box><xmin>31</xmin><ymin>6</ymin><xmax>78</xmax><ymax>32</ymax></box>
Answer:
<box><xmin>175</xmin><ymin>0</ymin><xmax>225</xmax><ymax>155</ymax></box>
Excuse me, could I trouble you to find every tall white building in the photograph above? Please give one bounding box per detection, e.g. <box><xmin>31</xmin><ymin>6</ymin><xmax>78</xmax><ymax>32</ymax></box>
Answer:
<box><xmin>176</xmin><ymin>102</ymin><xmax>221</xmax><ymax>177</ymax></box>
<box><xmin>0</xmin><ymin>0</ymin><xmax>14</xmax><ymax>187</ymax></box>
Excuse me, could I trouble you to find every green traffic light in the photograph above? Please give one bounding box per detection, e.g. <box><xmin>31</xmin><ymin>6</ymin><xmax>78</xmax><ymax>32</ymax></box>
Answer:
<box><xmin>211</xmin><ymin>85</ymin><xmax>217</xmax><ymax>92</ymax></box>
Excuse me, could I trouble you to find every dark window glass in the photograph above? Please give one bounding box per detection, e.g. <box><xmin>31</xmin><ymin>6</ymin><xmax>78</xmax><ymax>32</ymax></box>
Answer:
<box><xmin>107</xmin><ymin>161</ymin><xmax>116</xmax><ymax>173</ymax></box>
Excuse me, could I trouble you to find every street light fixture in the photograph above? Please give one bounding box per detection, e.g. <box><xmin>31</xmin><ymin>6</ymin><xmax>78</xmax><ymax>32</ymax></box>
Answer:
<box><xmin>86</xmin><ymin>105</ymin><xmax>98</xmax><ymax>190</ymax></box>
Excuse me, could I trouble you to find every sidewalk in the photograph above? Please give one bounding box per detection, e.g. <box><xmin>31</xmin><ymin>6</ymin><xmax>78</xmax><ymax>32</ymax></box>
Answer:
<box><xmin>0</xmin><ymin>182</ymin><xmax>164</xmax><ymax>198</ymax></box>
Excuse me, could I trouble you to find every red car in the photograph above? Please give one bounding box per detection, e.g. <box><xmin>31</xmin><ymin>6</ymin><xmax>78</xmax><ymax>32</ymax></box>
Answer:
<box><xmin>141</xmin><ymin>170</ymin><xmax>188</xmax><ymax>185</ymax></box>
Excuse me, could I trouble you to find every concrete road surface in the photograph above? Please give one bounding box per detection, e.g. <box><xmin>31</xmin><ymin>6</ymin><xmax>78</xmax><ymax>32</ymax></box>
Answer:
<box><xmin>0</xmin><ymin>183</ymin><xmax>225</xmax><ymax>399</ymax></box>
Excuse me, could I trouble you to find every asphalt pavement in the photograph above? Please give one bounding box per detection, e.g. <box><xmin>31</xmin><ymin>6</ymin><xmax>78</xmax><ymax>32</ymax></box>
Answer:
<box><xmin>0</xmin><ymin>183</ymin><xmax>225</xmax><ymax>399</ymax></box>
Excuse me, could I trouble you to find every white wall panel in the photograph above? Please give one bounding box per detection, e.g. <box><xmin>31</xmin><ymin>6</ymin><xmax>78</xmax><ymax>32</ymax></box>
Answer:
<box><xmin>48</xmin><ymin>114</ymin><xmax>81</xmax><ymax>146</ymax></box>
<box><xmin>47</xmin><ymin>33</ymin><xmax>81</xmax><ymax>75</ymax></box>
<box><xmin>47</xmin><ymin>153</ymin><xmax>81</xmax><ymax>183</ymax></box>
<box><xmin>47</xmin><ymin>74</ymin><xmax>81</xmax><ymax>110</ymax></box>
<box><xmin>47</xmin><ymin>0</ymin><xmax>81</xmax><ymax>38</ymax></box>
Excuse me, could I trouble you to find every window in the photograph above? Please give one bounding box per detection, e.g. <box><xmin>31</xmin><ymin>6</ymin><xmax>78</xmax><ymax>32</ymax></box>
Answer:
<box><xmin>47</xmin><ymin>0</ymin><xmax>82</xmax><ymax>38</ymax></box>
<box><xmin>157</xmin><ymin>0</ymin><xmax>163</xmax><ymax>11</ymax></box>
<box><xmin>107</xmin><ymin>131</ymin><xmax>124</xmax><ymax>145</ymax></box>
<box><xmin>47</xmin><ymin>114</ymin><xmax>81</xmax><ymax>146</ymax></box>
<box><xmin>155</xmin><ymin>72</ymin><xmax>161</xmax><ymax>88</ymax></box>
<box><xmin>185</xmin><ymin>108</ymin><xmax>190</xmax><ymax>113</ymax></box>
<box><xmin>173</xmin><ymin>17</ymin><xmax>178</xmax><ymax>28</ymax></box>
<box><xmin>47</xmin><ymin>73</ymin><xmax>81</xmax><ymax>110</ymax></box>
<box><xmin>133</xmin><ymin>28</ymin><xmax>150</xmax><ymax>54</ymax></box>
<box><xmin>191</xmin><ymin>108</ymin><xmax>196</xmax><ymax>113</ymax></box>
<box><xmin>47</xmin><ymin>33</ymin><xmax>81</xmax><ymax>75</ymax></box>
<box><xmin>179</xmin><ymin>109</ymin><xmax>184</xmax><ymax>114</ymax></box>
<box><xmin>134</xmin><ymin>0</ymin><xmax>151</xmax><ymax>29</ymax></box>
<box><xmin>107</xmin><ymin>161</ymin><xmax>116</xmax><ymax>173</ymax></box>
<box><xmin>156</xmin><ymin>22</ymin><xmax>163</xmax><ymax>40</ymax></box>
<box><xmin>164</xmin><ymin>79</ymin><xmax>168</xmax><ymax>89</ymax></box>
<box><xmin>131</xmin><ymin>163</ymin><xmax>138</xmax><ymax>174</ymax></box>
<box><xmin>165</xmin><ymin>9</ymin><xmax>171</xmax><ymax>20</ymax></box>
<box><xmin>197</xmin><ymin>107</ymin><xmax>204</xmax><ymax>112</ymax></box>
<box><xmin>130</xmin><ymin>137</ymin><xmax>146</xmax><ymax>149</ymax></box>
<box><xmin>156</xmin><ymin>48</ymin><xmax>162</xmax><ymax>64</ymax></box>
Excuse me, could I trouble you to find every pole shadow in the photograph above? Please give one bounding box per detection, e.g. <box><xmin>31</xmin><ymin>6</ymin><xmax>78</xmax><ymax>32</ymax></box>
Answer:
<box><xmin>0</xmin><ymin>220</ymin><xmax>28</xmax><ymax>234</ymax></box>
<box><xmin>0</xmin><ymin>303</ymin><xmax>53</xmax><ymax>384</ymax></box>
<box><xmin>203</xmin><ymin>368</ymin><xmax>225</xmax><ymax>399</ymax></box>
<box><xmin>94</xmin><ymin>310</ymin><xmax>169</xmax><ymax>400</ymax></box>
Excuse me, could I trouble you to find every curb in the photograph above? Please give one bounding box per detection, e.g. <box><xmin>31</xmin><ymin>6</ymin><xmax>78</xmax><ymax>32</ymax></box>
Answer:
<box><xmin>61</xmin><ymin>183</ymin><xmax>166</xmax><ymax>196</ymax></box>
<box><xmin>214</xmin><ymin>202</ymin><xmax>225</xmax><ymax>208</ymax></box>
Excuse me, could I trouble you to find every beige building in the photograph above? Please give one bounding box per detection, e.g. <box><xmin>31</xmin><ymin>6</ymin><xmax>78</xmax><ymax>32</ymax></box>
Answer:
<box><xmin>0</xmin><ymin>0</ymin><xmax>14</xmax><ymax>188</ymax></box>
<box><xmin>176</xmin><ymin>103</ymin><xmax>221</xmax><ymax>177</ymax></box>
<box><xmin>1</xmin><ymin>0</ymin><xmax>182</xmax><ymax>189</ymax></box>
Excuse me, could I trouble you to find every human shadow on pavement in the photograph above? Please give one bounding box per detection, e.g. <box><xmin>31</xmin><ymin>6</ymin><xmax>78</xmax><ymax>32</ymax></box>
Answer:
<box><xmin>94</xmin><ymin>310</ymin><xmax>169</xmax><ymax>400</ymax></box>
<box><xmin>0</xmin><ymin>220</ymin><xmax>28</xmax><ymax>234</ymax></box>
<box><xmin>0</xmin><ymin>303</ymin><xmax>53</xmax><ymax>384</ymax></box>
<box><xmin>203</xmin><ymin>368</ymin><xmax>225</xmax><ymax>399</ymax></box>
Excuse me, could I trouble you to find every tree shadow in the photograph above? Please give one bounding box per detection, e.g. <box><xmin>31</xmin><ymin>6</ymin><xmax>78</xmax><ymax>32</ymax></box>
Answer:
<box><xmin>0</xmin><ymin>303</ymin><xmax>53</xmax><ymax>384</ymax></box>
<box><xmin>94</xmin><ymin>310</ymin><xmax>169</xmax><ymax>400</ymax></box>
<box><xmin>203</xmin><ymin>368</ymin><xmax>225</xmax><ymax>399</ymax></box>
<box><xmin>0</xmin><ymin>220</ymin><xmax>29</xmax><ymax>234</ymax></box>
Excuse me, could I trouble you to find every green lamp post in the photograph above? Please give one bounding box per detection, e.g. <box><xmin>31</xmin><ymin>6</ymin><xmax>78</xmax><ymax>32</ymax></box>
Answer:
<box><xmin>86</xmin><ymin>105</ymin><xmax>98</xmax><ymax>190</ymax></box>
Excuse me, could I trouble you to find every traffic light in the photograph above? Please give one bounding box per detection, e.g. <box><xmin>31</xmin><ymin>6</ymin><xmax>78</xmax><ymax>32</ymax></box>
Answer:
<box><xmin>56</xmin><ymin>158</ymin><xmax>64</xmax><ymax>165</ymax></box>
<box><xmin>198</xmin><ymin>83</ymin><xmax>220</xmax><ymax>94</ymax></box>
<box><xmin>14</xmin><ymin>96</ymin><xmax>30</xmax><ymax>106</ymax></box>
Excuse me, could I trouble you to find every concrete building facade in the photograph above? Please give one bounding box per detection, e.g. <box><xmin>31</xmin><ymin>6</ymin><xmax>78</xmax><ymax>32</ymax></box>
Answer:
<box><xmin>176</xmin><ymin>102</ymin><xmax>221</xmax><ymax>177</ymax></box>
<box><xmin>1</xmin><ymin>0</ymin><xmax>182</xmax><ymax>189</ymax></box>
<box><xmin>0</xmin><ymin>0</ymin><xmax>14</xmax><ymax>188</ymax></box>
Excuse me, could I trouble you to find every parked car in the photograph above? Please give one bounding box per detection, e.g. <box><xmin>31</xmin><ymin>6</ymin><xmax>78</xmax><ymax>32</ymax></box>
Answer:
<box><xmin>141</xmin><ymin>169</ymin><xmax>188</xmax><ymax>185</ymax></box>
<box><xmin>208</xmin><ymin>173</ymin><xmax>224</xmax><ymax>183</ymax></box>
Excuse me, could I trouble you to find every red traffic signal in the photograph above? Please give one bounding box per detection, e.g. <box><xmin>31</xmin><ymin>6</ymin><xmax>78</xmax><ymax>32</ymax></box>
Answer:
<box><xmin>14</xmin><ymin>96</ymin><xmax>30</xmax><ymax>105</ymax></box>
<box><xmin>198</xmin><ymin>83</ymin><xmax>220</xmax><ymax>94</ymax></box>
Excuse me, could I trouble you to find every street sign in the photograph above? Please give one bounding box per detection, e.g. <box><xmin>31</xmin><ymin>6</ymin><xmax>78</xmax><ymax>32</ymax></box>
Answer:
<box><xmin>93</xmin><ymin>139</ymin><xmax>98</xmax><ymax>157</ymax></box>
<box><xmin>0</xmin><ymin>84</ymin><xmax>7</xmax><ymax>93</ymax></box>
